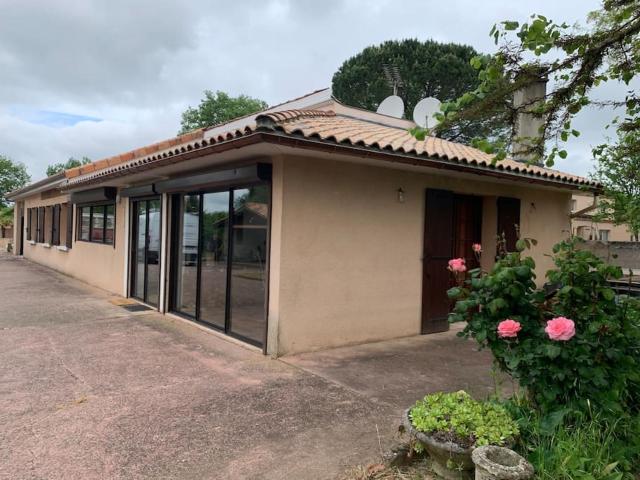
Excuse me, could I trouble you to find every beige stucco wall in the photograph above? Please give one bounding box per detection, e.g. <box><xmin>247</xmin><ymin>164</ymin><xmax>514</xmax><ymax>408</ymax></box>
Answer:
<box><xmin>21</xmin><ymin>192</ymin><xmax>126</xmax><ymax>295</ymax></box>
<box><xmin>272</xmin><ymin>155</ymin><xmax>572</xmax><ymax>355</ymax></box>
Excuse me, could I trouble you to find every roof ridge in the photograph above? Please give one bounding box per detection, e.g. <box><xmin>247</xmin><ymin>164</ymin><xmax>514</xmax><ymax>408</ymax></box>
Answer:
<box><xmin>256</xmin><ymin>109</ymin><xmax>336</xmax><ymax>128</ymax></box>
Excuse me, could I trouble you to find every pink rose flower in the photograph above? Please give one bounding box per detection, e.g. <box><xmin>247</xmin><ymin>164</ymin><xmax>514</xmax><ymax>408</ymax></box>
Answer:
<box><xmin>472</xmin><ymin>243</ymin><xmax>482</xmax><ymax>253</ymax></box>
<box><xmin>448</xmin><ymin>258</ymin><xmax>467</xmax><ymax>273</ymax></box>
<box><xmin>545</xmin><ymin>317</ymin><xmax>576</xmax><ymax>341</ymax></box>
<box><xmin>497</xmin><ymin>319</ymin><xmax>521</xmax><ymax>338</ymax></box>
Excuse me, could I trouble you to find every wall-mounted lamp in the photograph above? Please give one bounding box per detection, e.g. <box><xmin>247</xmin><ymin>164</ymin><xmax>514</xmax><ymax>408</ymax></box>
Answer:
<box><xmin>397</xmin><ymin>187</ymin><xmax>405</xmax><ymax>203</ymax></box>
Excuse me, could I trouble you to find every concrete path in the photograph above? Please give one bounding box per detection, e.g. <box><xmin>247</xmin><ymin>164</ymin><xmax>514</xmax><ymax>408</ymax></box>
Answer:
<box><xmin>0</xmin><ymin>253</ymin><xmax>498</xmax><ymax>479</ymax></box>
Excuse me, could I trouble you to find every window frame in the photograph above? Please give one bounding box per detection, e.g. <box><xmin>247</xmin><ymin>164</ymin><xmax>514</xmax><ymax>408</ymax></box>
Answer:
<box><xmin>76</xmin><ymin>202</ymin><xmax>116</xmax><ymax>246</ymax></box>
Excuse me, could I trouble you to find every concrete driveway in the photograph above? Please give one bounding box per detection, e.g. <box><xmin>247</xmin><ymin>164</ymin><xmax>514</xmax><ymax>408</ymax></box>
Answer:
<box><xmin>0</xmin><ymin>253</ymin><xmax>498</xmax><ymax>480</ymax></box>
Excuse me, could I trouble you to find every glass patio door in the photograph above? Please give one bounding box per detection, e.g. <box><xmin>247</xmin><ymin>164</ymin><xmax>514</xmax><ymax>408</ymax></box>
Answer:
<box><xmin>171</xmin><ymin>185</ymin><xmax>269</xmax><ymax>348</ymax></box>
<box><xmin>131</xmin><ymin>198</ymin><xmax>161</xmax><ymax>307</ymax></box>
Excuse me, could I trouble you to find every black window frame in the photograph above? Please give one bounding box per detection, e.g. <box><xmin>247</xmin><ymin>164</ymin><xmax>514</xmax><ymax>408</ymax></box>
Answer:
<box><xmin>76</xmin><ymin>202</ymin><xmax>116</xmax><ymax>246</ymax></box>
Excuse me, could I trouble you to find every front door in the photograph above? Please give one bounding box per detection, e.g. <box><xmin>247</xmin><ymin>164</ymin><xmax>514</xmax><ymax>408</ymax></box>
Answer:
<box><xmin>422</xmin><ymin>189</ymin><xmax>482</xmax><ymax>334</ymax></box>
<box><xmin>130</xmin><ymin>197</ymin><xmax>162</xmax><ymax>307</ymax></box>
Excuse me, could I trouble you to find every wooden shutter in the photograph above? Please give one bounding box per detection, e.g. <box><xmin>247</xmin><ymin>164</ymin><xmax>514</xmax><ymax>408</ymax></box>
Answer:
<box><xmin>497</xmin><ymin>197</ymin><xmax>521</xmax><ymax>253</ymax></box>
<box><xmin>66</xmin><ymin>204</ymin><xmax>73</xmax><ymax>248</ymax></box>
<box><xmin>52</xmin><ymin>205</ymin><xmax>60</xmax><ymax>246</ymax></box>
<box><xmin>422</xmin><ymin>189</ymin><xmax>454</xmax><ymax>334</ymax></box>
<box><xmin>26</xmin><ymin>209</ymin><xmax>31</xmax><ymax>241</ymax></box>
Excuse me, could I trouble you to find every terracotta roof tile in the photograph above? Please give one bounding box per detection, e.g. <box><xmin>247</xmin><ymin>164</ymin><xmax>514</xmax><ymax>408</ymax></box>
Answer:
<box><xmin>64</xmin><ymin>107</ymin><xmax>597</xmax><ymax>189</ymax></box>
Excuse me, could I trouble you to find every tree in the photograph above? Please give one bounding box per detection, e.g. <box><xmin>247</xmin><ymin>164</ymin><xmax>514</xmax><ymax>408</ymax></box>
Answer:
<box><xmin>332</xmin><ymin>39</ymin><xmax>507</xmax><ymax>143</ymax></box>
<box><xmin>179</xmin><ymin>90</ymin><xmax>268</xmax><ymax>134</ymax></box>
<box><xmin>592</xmin><ymin>131</ymin><xmax>640</xmax><ymax>238</ymax></box>
<box><xmin>46</xmin><ymin>156</ymin><xmax>92</xmax><ymax>177</ymax></box>
<box><xmin>0</xmin><ymin>155</ymin><xmax>30</xmax><ymax>208</ymax></box>
<box><xmin>418</xmin><ymin>0</ymin><xmax>640</xmax><ymax>167</ymax></box>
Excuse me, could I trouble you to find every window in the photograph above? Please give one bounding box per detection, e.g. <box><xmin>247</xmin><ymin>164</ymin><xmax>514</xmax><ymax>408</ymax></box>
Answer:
<box><xmin>571</xmin><ymin>199</ymin><xmax>577</xmax><ymax>211</ymax></box>
<box><xmin>599</xmin><ymin>229</ymin><xmax>610</xmax><ymax>242</ymax></box>
<box><xmin>77</xmin><ymin>203</ymin><xmax>115</xmax><ymax>245</ymax></box>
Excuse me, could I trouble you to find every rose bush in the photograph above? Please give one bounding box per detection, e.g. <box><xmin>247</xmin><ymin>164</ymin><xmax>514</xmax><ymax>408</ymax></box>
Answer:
<box><xmin>448</xmin><ymin>237</ymin><xmax>640</xmax><ymax>415</ymax></box>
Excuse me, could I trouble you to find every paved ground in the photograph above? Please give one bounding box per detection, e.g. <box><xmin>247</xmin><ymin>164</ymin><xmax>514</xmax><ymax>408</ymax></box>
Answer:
<box><xmin>0</xmin><ymin>253</ymin><xmax>499</xmax><ymax>480</ymax></box>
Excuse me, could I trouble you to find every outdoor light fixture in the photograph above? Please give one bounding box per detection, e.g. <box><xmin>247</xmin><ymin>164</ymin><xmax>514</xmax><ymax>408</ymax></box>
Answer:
<box><xmin>397</xmin><ymin>187</ymin><xmax>405</xmax><ymax>203</ymax></box>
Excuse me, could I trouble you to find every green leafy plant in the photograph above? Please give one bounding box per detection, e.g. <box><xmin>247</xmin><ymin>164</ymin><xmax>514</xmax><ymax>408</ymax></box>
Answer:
<box><xmin>506</xmin><ymin>398</ymin><xmax>640</xmax><ymax>479</ymax></box>
<box><xmin>409</xmin><ymin>391</ymin><xmax>519</xmax><ymax>447</ymax></box>
<box><xmin>448</xmin><ymin>237</ymin><xmax>640</xmax><ymax>415</ymax></box>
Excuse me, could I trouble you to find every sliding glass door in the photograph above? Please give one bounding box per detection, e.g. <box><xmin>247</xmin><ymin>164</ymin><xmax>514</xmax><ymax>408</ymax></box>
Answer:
<box><xmin>130</xmin><ymin>197</ymin><xmax>161</xmax><ymax>307</ymax></box>
<box><xmin>171</xmin><ymin>185</ymin><xmax>269</xmax><ymax>348</ymax></box>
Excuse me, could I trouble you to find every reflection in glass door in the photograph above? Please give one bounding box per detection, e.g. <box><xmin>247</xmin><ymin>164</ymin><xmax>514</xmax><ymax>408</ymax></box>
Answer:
<box><xmin>130</xmin><ymin>198</ymin><xmax>161</xmax><ymax>307</ymax></box>
<box><xmin>170</xmin><ymin>185</ymin><xmax>269</xmax><ymax>348</ymax></box>
<box><xmin>199</xmin><ymin>192</ymin><xmax>230</xmax><ymax>329</ymax></box>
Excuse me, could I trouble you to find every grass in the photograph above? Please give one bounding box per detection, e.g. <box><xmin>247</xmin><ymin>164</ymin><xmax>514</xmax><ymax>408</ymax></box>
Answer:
<box><xmin>509</xmin><ymin>401</ymin><xmax>640</xmax><ymax>479</ymax></box>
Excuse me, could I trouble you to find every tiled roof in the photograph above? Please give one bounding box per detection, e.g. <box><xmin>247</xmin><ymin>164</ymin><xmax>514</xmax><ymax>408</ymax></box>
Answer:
<box><xmin>64</xmin><ymin>108</ymin><xmax>597</xmax><ymax>189</ymax></box>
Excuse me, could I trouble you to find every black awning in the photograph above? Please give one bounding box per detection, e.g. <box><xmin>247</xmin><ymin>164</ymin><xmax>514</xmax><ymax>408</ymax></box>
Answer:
<box><xmin>70</xmin><ymin>187</ymin><xmax>117</xmax><ymax>204</ymax></box>
<box><xmin>119</xmin><ymin>184</ymin><xmax>157</xmax><ymax>198</ymax></box>
<box><xmin>154</xmin><ymin>163</ymin><xmax>271</xmax><ymax>194</ymax></box>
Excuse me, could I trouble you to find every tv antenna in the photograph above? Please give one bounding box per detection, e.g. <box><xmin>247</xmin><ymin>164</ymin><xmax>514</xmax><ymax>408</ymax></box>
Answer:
<box><xmin>377</xmin><ymin>63</ymin><xmax>405</xmax><ymax>118</ymax></box>
<box><xmin>382</xmin><ymin>63</ymin><xmax>404</xmax><ymax>95</ymax></box>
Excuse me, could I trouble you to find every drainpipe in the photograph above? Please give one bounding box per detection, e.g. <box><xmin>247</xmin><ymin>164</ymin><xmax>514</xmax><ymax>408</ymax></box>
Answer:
<box><xmin>512</xmin><ymin>68</ymin><xmax>548</xmax><ymax>164</ymax></box>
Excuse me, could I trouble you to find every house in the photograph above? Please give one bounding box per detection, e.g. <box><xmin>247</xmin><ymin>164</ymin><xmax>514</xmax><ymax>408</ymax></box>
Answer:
<box><xmin>7</xmin><ymin>88</ymin><xmax>598</xmax><ymax>355</ymax></box>
<box><xmin>571</xmin><ymin>193</ymin><xmax>638</xmax><ymax>242</ymax></box>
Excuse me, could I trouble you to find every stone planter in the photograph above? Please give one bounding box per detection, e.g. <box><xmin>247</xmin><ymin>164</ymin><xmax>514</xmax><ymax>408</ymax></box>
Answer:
<box><xmin>402</xmin><ymin>409</ymin><xmax>474</xmax><ymax>480</ymax></box>
<box><xmin>472</xmin><ymin>446</ymin><xmax>533</xmax><ymax>480</ymax></box>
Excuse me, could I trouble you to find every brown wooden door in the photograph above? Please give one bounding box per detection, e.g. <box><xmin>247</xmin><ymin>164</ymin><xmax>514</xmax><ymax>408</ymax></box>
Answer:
<box><xmin>497</xmin><ymin>197</ymin><xmax>521</xmax><ymax>253</ymax></box>
<box><xmin>453</xmin><ymin>195</ymin><xmax>483</xmax><ymax>270</ymax></box>
<box><xmin>422</xmin><ymin>189</ymin><xmax>454</xmax><ymax>334</ymax></box>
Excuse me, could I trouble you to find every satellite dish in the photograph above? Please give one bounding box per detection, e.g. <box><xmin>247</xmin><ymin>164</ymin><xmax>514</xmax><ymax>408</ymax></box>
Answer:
<box><xmin>413</xmin><ymin>97</ymin><xmax>442</xmax><ymax>129</ymax></box>
<box><xmin>376</xmin><ymin>95</ymin><xmax>404</xmax><ymax>118</ymax></box>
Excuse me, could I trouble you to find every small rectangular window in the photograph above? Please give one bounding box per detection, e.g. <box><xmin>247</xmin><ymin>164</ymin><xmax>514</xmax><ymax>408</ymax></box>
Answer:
<box><xmin>599</xmin><ymin>230</ymin><xmax>610</xmax><ymax>242</ymax></box>
<box><xmin>77</xmin><ymin>203</ymin><xmax>116</xmax><ymax>245</ymax></box>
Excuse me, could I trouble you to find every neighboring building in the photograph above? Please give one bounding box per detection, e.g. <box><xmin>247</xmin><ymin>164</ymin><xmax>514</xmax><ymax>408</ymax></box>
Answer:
<box><xmin>571</xmin><ymin>193</ymin><xmax>638</xmax><ymax>242</ymax></box>
<box><xmin>7</xmin><ymin>89</ymin><xmax>598</xmax><ymax>355</ymax></box>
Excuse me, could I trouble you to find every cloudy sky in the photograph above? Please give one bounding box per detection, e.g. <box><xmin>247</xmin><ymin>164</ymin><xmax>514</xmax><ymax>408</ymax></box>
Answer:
<box><xmin>1</xmin><ymin>0</ymin><xmax>624</xmax><ymax>180</ymax></box>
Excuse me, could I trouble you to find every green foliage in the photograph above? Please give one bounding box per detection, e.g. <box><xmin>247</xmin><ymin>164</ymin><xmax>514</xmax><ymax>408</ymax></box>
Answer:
<box><xmin>449</xmin><ymin>237</ymin><xmax>640</xmax><ymax>414</ymax></box>
<box><xmin>424</xmin><ymin>2</ymin><xmax>640</xmax><ymax>166</ymax></box>
<box><xmin>409</xmin><ymin>391</ymin><xmax>519</xmax><ymax>447</ymax></box>
<box><xmin>0</xmin><ymin>155</ymin><xmax>30</xmax><ymax>208</ymax></box>
<box><xmin>332</xmin><ymin>39</ymin><xmax>508</xmax><ymax>144</ymax></box>
<box><xmin>0</xmin><ymin>205</ymin><xmax>13</xmax><ymax>227</ymax></box>
<box><xmin>506</xmin><ymin>399</ymin><xmax>640</xmax><ymax>479</ymax></box>
<box><xmin>179</xmin><ymin>90</ymin><xmax>268</xmax><ymax>134</ymax></box>
<box><xmin>46</xmin><ymin>156</ymin><xmax>92</xmax><ymax>177</ymax></box>
<box><xmin>592</xmin><ymin>131</ymin><xmax>640</xmax><ymax>237</ymax></box>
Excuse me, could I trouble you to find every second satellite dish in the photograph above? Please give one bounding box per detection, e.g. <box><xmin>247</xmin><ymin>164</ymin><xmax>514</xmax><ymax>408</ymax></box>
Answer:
<box><xmin>376</xmin><ymin>95</ymin><xmax>404</xmax><ymax>118</ymax></box>
<box><xmin>413</xmin><ymin>97</ymin><xmax>442</xmax><ymax>129</ymax></box>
